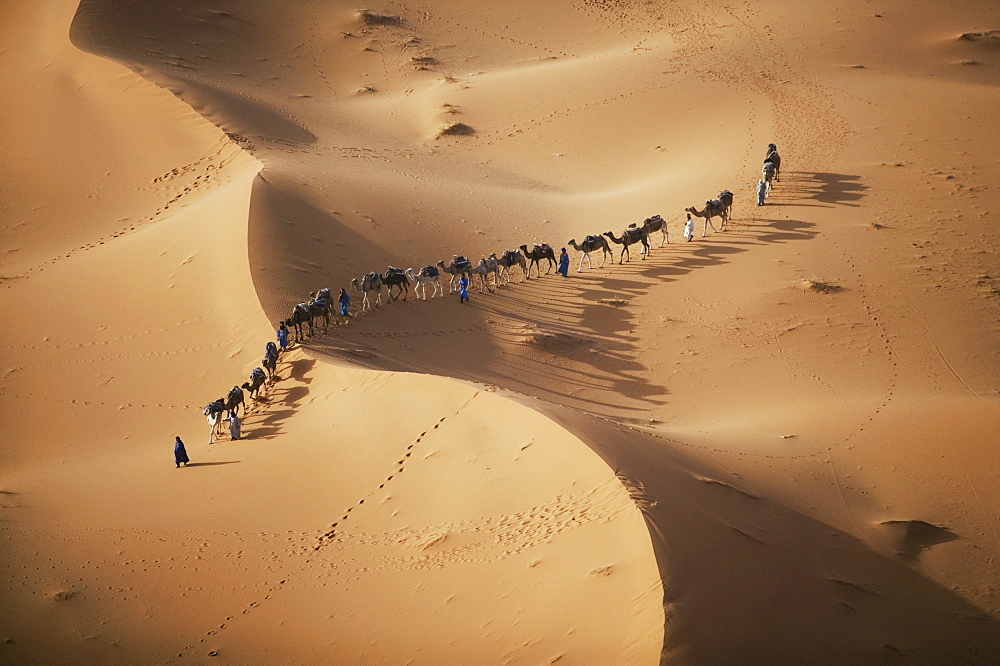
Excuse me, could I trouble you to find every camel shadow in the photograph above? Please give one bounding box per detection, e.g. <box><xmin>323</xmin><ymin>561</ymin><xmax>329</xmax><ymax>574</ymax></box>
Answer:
<box><xmin>320</xmin><ymin>213</ymin><xmax>820</xmax><ymax>420</ymax></box>
<box><xmin>243</xmin><ymin>358</ymin><xmax>316</xmax><ymax>440</ymax></box>
<box><xmin>778</xmin><ymin>171</ymin><xmax>868</xmax><ymax>207</ymax></box>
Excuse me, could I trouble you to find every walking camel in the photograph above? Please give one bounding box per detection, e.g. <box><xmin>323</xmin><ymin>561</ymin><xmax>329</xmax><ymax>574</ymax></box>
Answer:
<box><xmin>469</xmin><ymin>258</ymin><xmax>497</xmax><ymax>293</ymax></box>
<box><xmin>203</xmin><ymin>398</ymin><xmax>226</xmax><ymax>443</ymax></box>
<box><xmin>308</xmin><ymin>288</ymin><xmax>332</xmax><ymax>333</ymax></box>
<box><xmin>241</xmin><ymin>367</ymin><xmax>267</xmax><ymax>401</ymax></box>
<box><xmin>761</xmin><ymin>162</ymin><xmax>776</xmax><ymax>196</ymax></box>
<box><xmin>519</xmin><ymin>243</ymin><xmax>556</xmax><ymax>277</ymax></box>
<box><xmin>685</xmin><ymin>200</ymin><xmax>729</xmax><ymax>236</ymax></box>
<box><xmin>640</xmin><ymin>215</ymin><xmax>669</xmax><ymax>252</ymax></box>
<box><xmin>437</xmin><ymin>256</ymin><xmax>473</xmax><ymax>293</ymax></box>
<box><xmin>495</xmin><ymin>249</ymin><xmax>527</xmax><ymax>284</ymax></box>
<box><xmin>382</xmin><ymin>267</ymin><xmax>410</xmax><ymax>301</ymax></box>
<box><xmin>764</xmin><ymin>149</ymin><xmax>781</xmax><ymax>182</ymax></box>
<box><xmin>717</xmin><ymin>190</ymin><xmax>734</xmax><ymax>222</ymax></box>
<box><xmin>261</xmin><ymin>346</ymin><xmax>278</xmax><ymax>383</ymax></box>
<box><xmin>567</xmin><ymin>235</ymin><xmax>612</xmax><ymax>270</ymax></box>
<box><xmin>287</xmin><ymin>302</ymin><xmax>313</xmax><ymax>341</ymax></box>
<box><xmin>603</xmin><ymin>226</ymin><xmax>650</xmax><ymax>263</ymax></box>
<box><xmin>223</xmin><ymin>384</ymin><xmax>245</xmax><ymax>417</ymax></box>
<box><xmin>404</xmin><ymin>266</ymin><xmax>444</xmax><ymax>300</ymax></box>
<box><xmin>351</xmin><ymin>272</ymin><xmax>384</xmax><ymax>312</ymax></box>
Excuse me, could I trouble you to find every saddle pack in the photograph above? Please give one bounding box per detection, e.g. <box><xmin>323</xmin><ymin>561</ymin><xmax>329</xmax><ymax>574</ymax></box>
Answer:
<box><xmin>534</xmin><ymin>243</ymin><xmax>550</xmax><ymax>253</ymax></box>
<box><xmin>204</xmin><ymin>400</ymin><xmax>223</xmax><ymax>416</ymax></box>
<box><xmin>250</xmin><ymin>367</ymin><xmax>266</xmax><ymax>382</ymax></box>
<box><xmin>584</xmin><ymin>234</ymin><xmax>600</xmax><ymax>245</ymax></box>
<box><xmin>453</xmin><ymin>256</ymin><xmax>471</xmax><ymax>270</ymax></box>
<box><xmin>422</xmin><ymin>265</ymin><xmax>439</xmax><ymax>278</ymax></box>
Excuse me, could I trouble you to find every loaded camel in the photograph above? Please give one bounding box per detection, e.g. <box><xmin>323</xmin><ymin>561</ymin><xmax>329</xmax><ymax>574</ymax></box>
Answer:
<box><xmin>223</xmin><ymin>384</ymin><xmax>245</xmax><ymax>417</ymax></box>
<box><xmin>241</xmin><ymin>367</ymin><xmax>267</xmax><ymax>401</ymax></box>
<box><xmin>469</xmin><ymin>258</ymin><xmax>497</xmax><ymax>293</ymax></box>
<box><xmin>717</xmin><ymin>190</ymin><xmax>734</xmax><ymax>222</ymax></box>
<box><xmin>603</xmin><ymin>226</ymin><xmax>650</xmax><ymax>263</ymax></box>
<box><xmin>685</xmin><ymin>199</ymin><xmax>729</xmax><ymax>236</ymax></box>
<box><xmin>764</xmin><ymin>145</ymin><xmax>781</xmax><ymax>182</ymax></box>
<box><xmin>350</xmin><ymin>272</ymin><xmax>384</xmax><ymax>312</ymax></box>
<box><xmin>203</xmin><ymin>398</ymin><xmax>226</xmax><ymax>443</ymax></box>
<box><xmin>437</xmin><ymin>256</ymin><xmax>473</xmax><ymax>293</ymax></box>
<box><xmin>308</xmin><ymin>288</ymin><xmax>332</xmax><ymax>332</ymax></box>
<box><xmin>261</xmin><ymin>345</ymin><xmax>278</xmax><ymax>383</ymax></box>
<box><xmin>382</xmin><ymin>267</ymin><xmax>410</xmax><ymax>301</ymax></box>
<box><xmin>519</xmin><ymin>243</ymin><xmax>556</xmax><ymax>277</ymax></box>
<box><xmin>404</xmin><ymin>266</ymin><xmax>444</xmax><ymax>300</ymax></box>
<box><xmin>568</xmin><ymin>235</ymin><xmax>612</xmax><ymax>270</ymax></box>
<box><xmin>287</xmin><ymin>302</ymin><xmax>313</xmax><ymax>341</ymax></box>
<box><xmin>640</xmin><ymin>215</ymin><xmax>669</xmax><ymax>252</ymax></box>
<box><xmin>761</xmin><ymin>162</ymin><xmax>776</xmax><ymax>196</ymax></box>
<box><xmin>495</xmin><ymin>249</ymin><xmax>527</xmax><ymax>284</ymax></box>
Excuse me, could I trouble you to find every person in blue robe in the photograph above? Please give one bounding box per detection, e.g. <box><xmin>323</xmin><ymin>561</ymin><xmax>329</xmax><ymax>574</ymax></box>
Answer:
<box><xmin>174</xmin><ymin>436</ymin><xmax>190</xmax><ymax>468</ymax></box>
<box><xmin>558</xmin><ymin>248</ymin><xmax>570</xmax><ymax>277</ymax></box>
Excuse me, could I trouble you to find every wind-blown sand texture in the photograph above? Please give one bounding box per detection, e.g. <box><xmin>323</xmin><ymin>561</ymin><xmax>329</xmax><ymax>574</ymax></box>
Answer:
<box><xmin>2</xmin><ymin>0</ymin><xmax>999</xmax><ymax>663</ymax></box>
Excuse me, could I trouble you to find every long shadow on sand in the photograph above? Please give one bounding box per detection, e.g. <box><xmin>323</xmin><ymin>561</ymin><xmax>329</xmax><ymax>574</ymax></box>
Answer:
<box><xmin>315</xmin><ymin>212</ymin><xmax>818</xmax><ymax>421</ymax></box>
<box><xmin>769</xmin><ymin>171</ymin><xmax>868</xmax><ymax>208</ymax></box>
<box><xmin>246</xmin><ymin>357</ymin><xmax>315</xmax><ymax>441</ymax></box>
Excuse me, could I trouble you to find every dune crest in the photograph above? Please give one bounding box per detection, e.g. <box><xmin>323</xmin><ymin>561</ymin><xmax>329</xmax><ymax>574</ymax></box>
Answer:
<box><xmin>2</xmin><ymin>0</ymin><xmax>999</xmax><ymax>662</ymax></box>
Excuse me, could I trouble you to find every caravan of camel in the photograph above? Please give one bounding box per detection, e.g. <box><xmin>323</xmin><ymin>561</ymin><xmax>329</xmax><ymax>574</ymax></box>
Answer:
<box><xmin>201</xmin><ymin>145</ymin><xmax>781</xmax><ymax>440</ymax></box>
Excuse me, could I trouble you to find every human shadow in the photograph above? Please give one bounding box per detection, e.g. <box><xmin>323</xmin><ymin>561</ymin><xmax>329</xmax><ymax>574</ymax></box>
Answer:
<box><xmin>184</xmin><ymin>461</ymin><xmax>240</xmax><ymax>467</ymax></box>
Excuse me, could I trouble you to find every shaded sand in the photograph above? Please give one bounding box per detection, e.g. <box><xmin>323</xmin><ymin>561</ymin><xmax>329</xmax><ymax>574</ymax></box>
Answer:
<box><xmin>2</xmin><ymin>0</ymin><xmax>1000</xmax><ymax>663</ymax></box>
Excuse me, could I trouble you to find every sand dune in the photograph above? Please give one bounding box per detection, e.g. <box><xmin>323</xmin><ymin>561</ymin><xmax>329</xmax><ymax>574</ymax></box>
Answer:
<box><xmin>2</xmin><ymin>0</ymin><xmax>999</xmax><ymax>663</ymax></box>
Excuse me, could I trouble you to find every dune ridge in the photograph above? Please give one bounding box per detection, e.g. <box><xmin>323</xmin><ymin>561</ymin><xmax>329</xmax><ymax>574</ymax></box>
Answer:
<box><xmin>2</xmin><ymin>0</ymin><xmax>999</xmax><ymax>663</ymax></box>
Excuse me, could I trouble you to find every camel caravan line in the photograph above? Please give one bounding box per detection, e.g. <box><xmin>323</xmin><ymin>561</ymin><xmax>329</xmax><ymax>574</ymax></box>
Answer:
<box><xmin>202</xmin><ymin>340</ymin><xmax>283</xmax><ymax>444</ymax></box>
<box><xmin>286</xmin><ymin>142</ymin><xmax>785</xmax><ymax>327</ymax></box>
<box><xmin>199</xmin><ymin>144</ymin><xmax>781</xmax><ymax>438</ymax></box>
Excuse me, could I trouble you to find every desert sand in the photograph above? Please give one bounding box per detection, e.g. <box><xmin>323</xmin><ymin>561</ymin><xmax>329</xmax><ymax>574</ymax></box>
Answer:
<box><xmin>1</xmin><ymin>0</ymin><xmax>999</xmax><ymax>663</ymax></box>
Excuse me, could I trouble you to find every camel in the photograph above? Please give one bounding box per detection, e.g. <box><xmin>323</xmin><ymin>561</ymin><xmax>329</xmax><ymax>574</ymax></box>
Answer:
<box><xmin>717</xmin><ymin>190</ymin><xmax>734</xmax><ymax>222</ymax></box>
<box><xmin>262</xmin><ymin>346</ymin><xmax>278</xmax><ymax>383</ymax></box>
<box><xmin>468</xmin><ymin>258</ymin><xmax>497</xmax><ymax>293</ymax></box>
<box><xmin>382</xmin><ymin>267</ymin><xmax>410</xmax><ymax>301</ymax></box>
<box><xmin>203</xmin><ymin>399</ymin><xmax>226</xmax><ymax>443</ymax></box>
<box><xmin>685</xmin><ymin>200</ymin><xmax>729</xmax><ymax>236</ymax></box>
<box><xmin>350</xmin><ymin>272</ymin><xmax>384</xmax><ymax>312</ymax></box>
<box><xmin>404</xmin><ymin>266</ymin><xmax>443</xmax><ymax>300</ymax></box>
<box><xmin>519</xmin><ymin>243</ymin><xmax>556</xmax><ymax>277</ymax></box>
<box><xmin>495</xmin><ymin>249</ymin><xmax>527</xmax><ymax>283</ymax></box>
<box><xmin>437</xmin><ymin>256</ymin><xmax>473</xmax><ymax>293</ymax></box>
<box><xmin>309</xmin><ymin>288</ymin><xmax>332</xmax><ymax>332</ymax></box>
<box><xmin>603</xmin><ymin>226</ymin><xmax>650</xmax><ymax>263</ymax></box>
<box><xmin>568</xmin><ymin>235</ymin><xmax>612</xmax><ymax>271</ymax></box>
<box><xmin>223</xmin><ymin>385</ymin><xmax>245</xmax><ymax>417</ymax></box>
<box><xmin>479</xmin><ymin>254</ymin><xmax>501</xmax><ymax>289</ymax></box>
<box><xmin>287</xmin><ymin>302</ymin><xmax>313</xmax><ymax>341</ymax></box>
<box><xmin>764</xmin><ymin>150</ymin><xmax>781</xmax><ymax>182</ymax></box>
<box><xmin>640</xmin><ymin>215</ymin><xmax>668</xmax><ymax>251</ymax></box>
<box><xmin>762</xmin><ymin>162</ymin><xmax>776</xmax><ymax>195</ymax></box>
<box><xmin>241</xmin><ymin>367</ymin><xmax>267</xmax><ymax>401</ymax></box>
